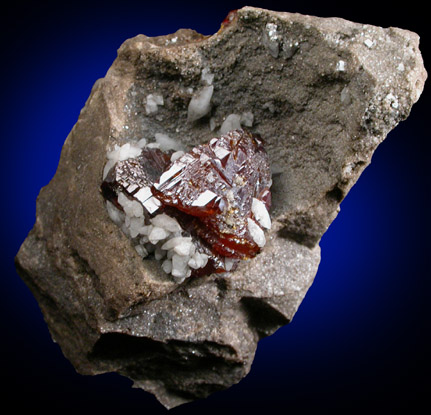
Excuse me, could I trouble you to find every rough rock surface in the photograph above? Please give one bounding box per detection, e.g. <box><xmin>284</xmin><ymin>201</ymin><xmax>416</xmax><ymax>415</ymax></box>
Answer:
<box><xmin>15</xmin><ymin>7</ymin><xmax>426</xmax><ymax>409</ymax></box>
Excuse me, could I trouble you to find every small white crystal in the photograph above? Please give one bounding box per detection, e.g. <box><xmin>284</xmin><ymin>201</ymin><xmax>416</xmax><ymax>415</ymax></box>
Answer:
<box><xmin>155</xmin><ymin>133</ymin><xmax>183</xmax><ymax>151</ymax></box>
<box><xmin>364</xmin><ymin>38</ymin><xmax>374</xmax><ymax>48</ymax></box>
<box><xmin>173</xmin><ymin>240</ymin><xmax>194</xmax><ymax>256</ymax></box>
<box><xmin>240</xmin><ymin>111</ymin><xmax>254</xmax><ymax>127</ymax></box>
<box><xmin>200</xmin><ymin>253</ymin><xmax>209</xmax><ymax>267</ymax></box>
<box><xmin>209</xmin><ymin>117</ymin><xmax>217</xmax><ymax>131</ymax></box>
<box><xmin>103</xmin><ymin>159</ymin><xmax>116</xmax><ymax>180</ymax></box>
<box><xmin>171</xmin><ymin>254</ymin><xmax>190</xmax><ymax>277</ymax></box>
<box><xmin>263</xmin><ymin>101</ymin><xmax>275</xmax><ymax>113</ymax></box>
<box><xmin>129</xmin><ymin>216</ymin><xmax>146</xmax><ymax>238</ymax></box>
<box><xmin>201</xmin><ymin>67</ymin><xmax>214</xmax><ymax>85</ymax></box>
<box><xmin>140</xmin><ymin>224</ymin><xmax>153</xmax><ymax>237</ymax></box>
<box><xmin>107</xmin><ymin>142</ymin><xmax>142</xmax><ymax>163</ymax></box>
<box><xmin>154</xmin><ymin>94</ymin><xmax>163</xmax><ymax>105</ymax></box>
<box><xmin>117</xmin><ymin>192</ymin><xmax>144</xmax><ymax>218</ymax></box>
<box><xmin>105</xmin><ymin>201</ymin><xmax>125</xmax><ymax>226</ymax></box>
<box><xmin>172</xmin><ymin>274</ymin><xmax>186</xmax><ymax>284</ymax></box>
<box><xmin>266</xmin><ymin>23</ymin><xmax>279</xmax><ymax>41</ymax></box>
<box><xmin>188</xmin><ymin>252</ymin><xmax>209</xmax><ymax>269</ymax></box>
<box><xmin>146</xmin><ymin>93</ymin><xmax>164</xmax><ymax>114</ymax></box>
<box><xmin>187</xmin><ymin>85</ymin><xmax>214</xmax><ymax>122</ymax></box>
<box><xmin>136</xmin><ymin>138</ymin><xmax>147</xmax><ymax>148</ymax></box>
<box><xmin>263</xmin><ymin>23</ymin><xmax>280</xmax><ymax>58</ymax></box>
<box><xmin>170</xmin><ymin>150</ymin><xmax>185</xmax><ymax>162</ymax></box>
<box><xmin>220</xmin><ymin>114</ymin><xmax>241</xmax><ymax>135</ymax></box>
<box><xmin>125</xmin><ymin>215</ymin><xmax>131</xmax><ymax>228</ymax></box>
<box><xmin>161</xmin><ymin>236</ymin><xmax>193</xmax><ymax>251</ymax></box>
<box><xmin>119</xmin><ymin>143</ymin><xmax>138</xmax><ymax>161</ymax></box>
<box><xmin>121</xmin><ymin>223</ymin><xmax>130</xmax><ymax>237</ymax></box>
<box><xmin>336</xmin><ymin>60</ymin><xmax>346</xmax><ymax>71</ymax></box>
<box><xmin>140</xmin><ymin>235</ymin><xmax>149</xmax><ymax>244</ymax></box>
<box><xmin>146</xmin><ymin>142</ymin><xmax>161</xmax><ymax>149</ymax></box>
<box><xmin>252</xmin><ymin>198</ymin><xmax>271</xmax><ymax>229</ymax></box>
<box><xmin>188</xmin><ymin>254</ymin><xmax>199</xmax><ymax>269</ymax></box>
<box><xmin>161</xmin><ymin>259</ymin><xmax>173</xmax><ymax>274</ymax></box>
<box><xmin>224</xmin><ymin>257</ymin><xmax>236</xmax><ymax>271</ymax></box>
<box><xmin>135</xmin><ymin>244</ymin><xmax>149</xmax><ymax>258</ymax></box>
<box><xmin>148</xmin><ymin>226</ymin><xmax>170</xmax><ymax>244</ymax></box>
<box><xmin>151</xmin><ymin>214</ymin><xmax>182</xmax><ymax>233</ymax></box>
<box><xmin>247</xmin><ymin>218</ymin><xmax>266</xmax><ymax>248</ymax></box>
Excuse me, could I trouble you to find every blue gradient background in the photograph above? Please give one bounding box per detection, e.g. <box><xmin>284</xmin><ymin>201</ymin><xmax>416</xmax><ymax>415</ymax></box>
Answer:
<box><xmin>2</xmin><ymin>1</ymin><xmax>429</xmax><ymax>413</ymax></box>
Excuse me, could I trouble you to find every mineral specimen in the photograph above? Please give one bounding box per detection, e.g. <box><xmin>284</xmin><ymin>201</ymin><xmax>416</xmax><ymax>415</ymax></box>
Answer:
<box><xmin>15</xmin><ymin>6</ymin><xmax>426</xmax><ymax>409</ymax></box>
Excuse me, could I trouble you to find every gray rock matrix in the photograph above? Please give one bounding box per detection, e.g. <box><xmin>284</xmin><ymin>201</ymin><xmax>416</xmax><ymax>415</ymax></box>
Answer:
<box><xmin>15</xmin><ymin>7</ymin><xmax>426</xmax><ymax>409</ymax></box>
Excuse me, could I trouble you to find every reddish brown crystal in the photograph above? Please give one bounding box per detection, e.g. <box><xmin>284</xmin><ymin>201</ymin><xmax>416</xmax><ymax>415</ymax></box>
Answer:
<box><xmin>101</xmin><ymin>129</ymin><xmax>272</xmax><ymax>276</ymax></box>
<box><xmin>101</xmin><ymin>148</ymin><xmax>172</xmax><ymax>211</ymax></box>
<box><xmin>152</xmin><ymin>129</ymin><xmax>272</xmax><ymax>259</ymax></box>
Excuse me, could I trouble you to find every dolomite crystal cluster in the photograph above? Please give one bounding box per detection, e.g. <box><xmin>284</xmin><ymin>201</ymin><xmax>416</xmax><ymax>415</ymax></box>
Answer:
<box><xmin>15</xmin><ymin>7</ymin><xmax>426</xmax><ymax>409</ymax></box>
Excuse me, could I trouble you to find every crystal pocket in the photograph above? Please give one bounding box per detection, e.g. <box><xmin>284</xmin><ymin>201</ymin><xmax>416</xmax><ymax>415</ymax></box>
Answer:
<box><xmin>101</xmin><ymin>129</ymin><xmax>272</xmax><ymax>283</ymax></box>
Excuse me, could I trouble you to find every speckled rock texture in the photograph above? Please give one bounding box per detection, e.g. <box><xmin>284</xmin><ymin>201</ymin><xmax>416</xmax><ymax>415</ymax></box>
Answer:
<box><xmin>15</xmin><ymin>6</ymin><xmax>426</xmax><ymax>409</ymax></box>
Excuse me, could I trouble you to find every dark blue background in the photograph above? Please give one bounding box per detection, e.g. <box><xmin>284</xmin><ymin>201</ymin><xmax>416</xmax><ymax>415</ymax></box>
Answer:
<box><xmin>2</xmin><ymin>1</ymin><xmax>429</xmax><ymax>413</ymax></box>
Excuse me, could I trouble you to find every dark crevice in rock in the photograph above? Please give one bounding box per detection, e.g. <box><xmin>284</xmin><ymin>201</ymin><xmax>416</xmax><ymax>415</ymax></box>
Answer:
<box><xmin>89</xmin><ymin>333</ymin><xmax>161</xmax><ymax>360</ymax></box>
<box><xmin>89</xmin><ymin>334</ymin><xmax>239</xmax><ymax>364</ymax></box>
<box><xmin>277</xmin><ymin>222</ymin><xmax>321</xmax><ymax>249</ymax></box>
<box><xmin>215</xmin><ymin>277</ymin><xmax>228</xmax><ymax>298</ymax></box>
<box><xmin>240</xmin><ymin>297</ymin><xmax>290</xmax><ymax>339</ymax></box>
<box><xmin>89</xmin><ymin>333</ymin><xmax>244</xmax><ymax>401</ymax></box>
<box><xmin>326</xmin><ymin>185</ymin><xmax>345</xmax><ymax>203</ymax></box>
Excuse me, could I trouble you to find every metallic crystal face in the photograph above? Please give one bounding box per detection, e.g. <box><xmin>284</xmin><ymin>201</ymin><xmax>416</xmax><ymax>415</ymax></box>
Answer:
<box><xmin>101</xmin><ymin>129</ymin><xmax>272</xmax><ymax>276</ymax></box>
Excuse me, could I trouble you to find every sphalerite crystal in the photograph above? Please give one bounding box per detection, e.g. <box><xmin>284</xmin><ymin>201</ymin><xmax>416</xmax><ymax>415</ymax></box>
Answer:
<box><xmin>101</xmin><ymin>129</ymin><xmax>272</xmax><ymax>281</ymax></box>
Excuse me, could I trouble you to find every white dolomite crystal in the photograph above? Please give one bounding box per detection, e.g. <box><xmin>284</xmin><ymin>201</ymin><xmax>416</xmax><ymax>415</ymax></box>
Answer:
<box><xmin>201</xmin><ymin>67</ymin><xmax>214</xmax><ymax>85</ymax></box>
<box><xmin>155</xmin><ymin>133</ymin><xmax>183</xmax><ymax>151</ymax></box>
<box><xmin>251</xmin><ymin>198</ymin><xmax>272</xmax><ymax>229</ymax></box>
<box><xmin>161</xmin><ymin>236</ymin><xmax>193</xmax><ymax>251</ymax></box>
<box><xmin>151</xmin><ymin>214</ymin><xmax>182</xmax><ymax>233</ymax></box>
<box><xmin>187</xmin><ymin>85</ymin><xmax>214</xmax><ymax>122</ymax></box>
<box><xmin>146</xmin><ymin>93</ymin><xmax>164</xmax><ymax>114</ymax></box>
<box><xmin>220</xmin><ymin>114</ymin><xmax>241</xmax><ymax>135</ymax></box>
<box><xmin>148</xmin><ymin>226</ymin><xmax>170</xmax><ymax>244</ymax></box>
<box><xmin>247</xmin><ymin>217</ymin><xmax>266</xmax><ymax>248</ymax></box>
<box><xmin>117</xmin><ymin>192</ymin><xmax>144</xmax><ymax>218</ymax></box>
